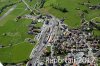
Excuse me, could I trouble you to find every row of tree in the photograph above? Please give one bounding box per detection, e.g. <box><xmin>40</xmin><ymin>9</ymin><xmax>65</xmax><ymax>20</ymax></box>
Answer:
<box><xmin>0</xmin><ymin>3</ymin><xmax>16</xmax><ymax>14</ymax></box>
<box><xmin>50</xmin><ymin>3</ymin><xmax>68</xmax><ymax>13</ymax></box>
<box><xmin>39</xmin><ymin>0</ymin><xmax>45</xmax><ymax>8</ymax></box>
<box><xmin>89</xmin><ymin>21</ymin><xmax>100</xmax><ymax>30</ymax></box>
<box><xmin>3</xmin><ymin>59</ymin><xmax>30</xmax><ymax>66</ymax></box>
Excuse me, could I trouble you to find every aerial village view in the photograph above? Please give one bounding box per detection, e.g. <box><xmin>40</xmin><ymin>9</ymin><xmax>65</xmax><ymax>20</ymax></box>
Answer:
<box><xmin>0</xmin><ymin>0</ymin><xmax>100</xmax><ymax>66</ymax></box>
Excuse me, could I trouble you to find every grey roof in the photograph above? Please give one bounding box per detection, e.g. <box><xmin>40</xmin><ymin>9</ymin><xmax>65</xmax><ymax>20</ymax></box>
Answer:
<box><xmin>95</xmin><ymin>50</ymin><xmax>100</xmax><ymax>57</ymax></box>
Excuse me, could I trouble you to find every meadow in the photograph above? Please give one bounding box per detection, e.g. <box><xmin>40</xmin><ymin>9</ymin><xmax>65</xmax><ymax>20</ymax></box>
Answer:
<box><xmin>0</xmin><ymin>0</ymin><xmax>100</xmax><ymax>64</ymax></box>
<box><xmin>41</xmin><ymin>0</ymin><xmax>100</xmax><ymax>36</ymax></box>
<box><xmin>0</xmin><ymin>0</ymin><xmax>37</xmax><ymax>63</ymax></box>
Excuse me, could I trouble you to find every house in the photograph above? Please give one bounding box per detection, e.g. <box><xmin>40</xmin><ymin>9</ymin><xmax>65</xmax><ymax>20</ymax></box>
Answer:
<box><xmin>73</xmin><ymin>63</ymin><xmax>77</xmax><ymax>66</ymax></box>
<box><xmin>40</xmin><ymin>62</ymin><xmax>45</xmax><ymax>66</ymax></box>
<box><xmin>95</xmin><ymin>50</ymin><xmax>100</xmax><ymax>57</ymax></box>
<box><xmin>48</xmin><ymin>36</ymin><xmax>54</xmax><ymax>43</ymax></box>
<box><xmin>45</xmin><ymin>20</ymin><xmax>49</xmax><ymax>25</ymax></box>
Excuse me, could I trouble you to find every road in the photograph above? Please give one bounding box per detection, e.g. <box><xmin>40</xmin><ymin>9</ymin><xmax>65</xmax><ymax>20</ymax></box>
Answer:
<box><xmin>28</xmin><ymin>14</ymin><xmax>98</xmax><ymax>66</ymax></box>
<box><xmin>29</xmin><ymin>21</ymin><xmax>50</xmax><ymax>66</ymax></box>
<box><xmin>86</xmin><ymin>42</ymin><xmax>98</xmax><ymax>66</ymax></box>
<box><xmin>22</xmin><ymin>0</ymin><xmax>32</xmax><ymax>12</ymax></box>
<box><xmin>29</xmin><ymin>16</ymin><xmax>61</xmax><ymax>66</ymax></box>
<box><xmin>0</xmin><ymin>5</ymin><xmax>17</xmax><ymax>21</ymax></box>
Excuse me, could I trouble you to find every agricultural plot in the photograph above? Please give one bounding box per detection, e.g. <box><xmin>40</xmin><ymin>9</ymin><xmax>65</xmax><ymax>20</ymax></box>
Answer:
<box><xmin>0</xmin><ymin>0</ymin><xmax>100</xmax><ymax>65</ymax></box>
<box><xmin>25</xmin><ymin>0</ymin><xmax>37</xmax><ymax>9</ymax></box>
<box><xmin>92</xmin><ymin>17</ymin><xmax>100</xmax><ymax>36</ymax></box>
<box><xmin>0</xmin><ymin>0</ymin><xmax>39</xmax><ymax>64</ymax></box>
<box><xmin>0</xmin><ymin>42</ymin><xmax>34</xmax><ymax>63</ymax></box>
<box><xmin>0</xmin><ymin>0</ymin><xmax>18</xmax><ymax>17</ymax></box>
<box><xmin>41</xmin><ymin>0</ymin><xmax>100</xmax><ymax>35</ymax></box>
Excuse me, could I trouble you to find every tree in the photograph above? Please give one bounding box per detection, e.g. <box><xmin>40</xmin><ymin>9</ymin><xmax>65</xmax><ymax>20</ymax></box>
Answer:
<box><xmin>3</xmin><ymin>63</ymin><xmax>8</xmax><ymax>66</ymax></box>
<box><xmin>82</xmin><ymin>10</ymin><xmax>89</xmax><ymax>14</ymax></box>
<box><xmin>51</xmin><ymin>4</ymin><xmax>68</xmax><ymax>13</ymax></box>
<box><xmin>62</xmin><ymin>8</ymin><xmax>68</xmax><ymax>13</ymax></box>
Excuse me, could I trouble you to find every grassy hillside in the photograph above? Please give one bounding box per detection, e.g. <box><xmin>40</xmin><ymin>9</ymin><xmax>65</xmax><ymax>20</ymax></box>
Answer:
<box><xmin>0</xmin><ymin>42</ymin><xmax>34</xmax><ymax>63</ymax></box>
<box><xmin>0</xmin><ymin>1</ymin><xmax>37</xmax><ymax>63</ymax></box>
<box><xmin>40</xmin><ymin>0</ymin><xmax>100</xmax><ymax>36</ymax></box>
<box><xmin>0</xmin><ymin>0</ymin><xmax>100</xmax><ymax>64</ymax></box>
<box><xmin>41</xmin><ymin>0</ymin><xmax>100</xmax><ymax>28</ymax></box>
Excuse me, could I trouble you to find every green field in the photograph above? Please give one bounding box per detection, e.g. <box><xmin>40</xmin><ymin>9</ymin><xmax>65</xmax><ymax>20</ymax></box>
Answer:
<box><xmin>42</xmin><ymin>0</ymin><xmax>100</xmax><ymax>28</ymax></box>
<box><xmin>0</xmin><ymin>0</ymin><xmax>100</xmax><ymax>65</ymax></box>
<box><xmin>0</xmin><ymin>0</ymin><xmax>18</xmax><ymax>9</ymax></box>
<box><xmin>93</xmin><ymin>17</ymin><xmax>100</xmax><ymax>36</ymax></box>
<box><xmin>40</xmin><ymin>0</ymin><xmax>100</xmax><ymax>36</ymax></box>
<box><xmin>0</xmin><ymin>42</ymin><xmax>34</xmax><ymax>63</ymax></box>
<box><xmin>0</xmin><ymin>0</ymin><xmax>37</xmax><ymax>64</ymax></box>
<box><xmin>0</xmin><ymin>0</ymin><xmax>19</xmax><ymax>17</ymax></box>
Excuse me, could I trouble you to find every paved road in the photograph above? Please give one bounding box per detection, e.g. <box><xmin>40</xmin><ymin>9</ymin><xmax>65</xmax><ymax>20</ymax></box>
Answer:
<box><xmin>22</xmin><ymin>0</ymin><xmax>32</xmax><ymax>12</ymax></box>
<box><xmin>31</xmin><ymin>26</ymin><xmax>49</xmax><ymax>66</ymax></box>
<box><xmin>0</xmin><ymin>5</ymin><xmax>17</xmax><ymax>21</ymax></box>
<box><xmin>28</xmin><ymin>14</ymin><xmax>98</xmax><ymax>66</ymax></box>
<box><xmin>29</xmin><ymin>16</ymin><xmax>61</xmax><ymax>66</ymax></box>
<box><xmin>86</xmin><ymin>42</ymin><xmax>98</xmax><ymax>66</ymax></box>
